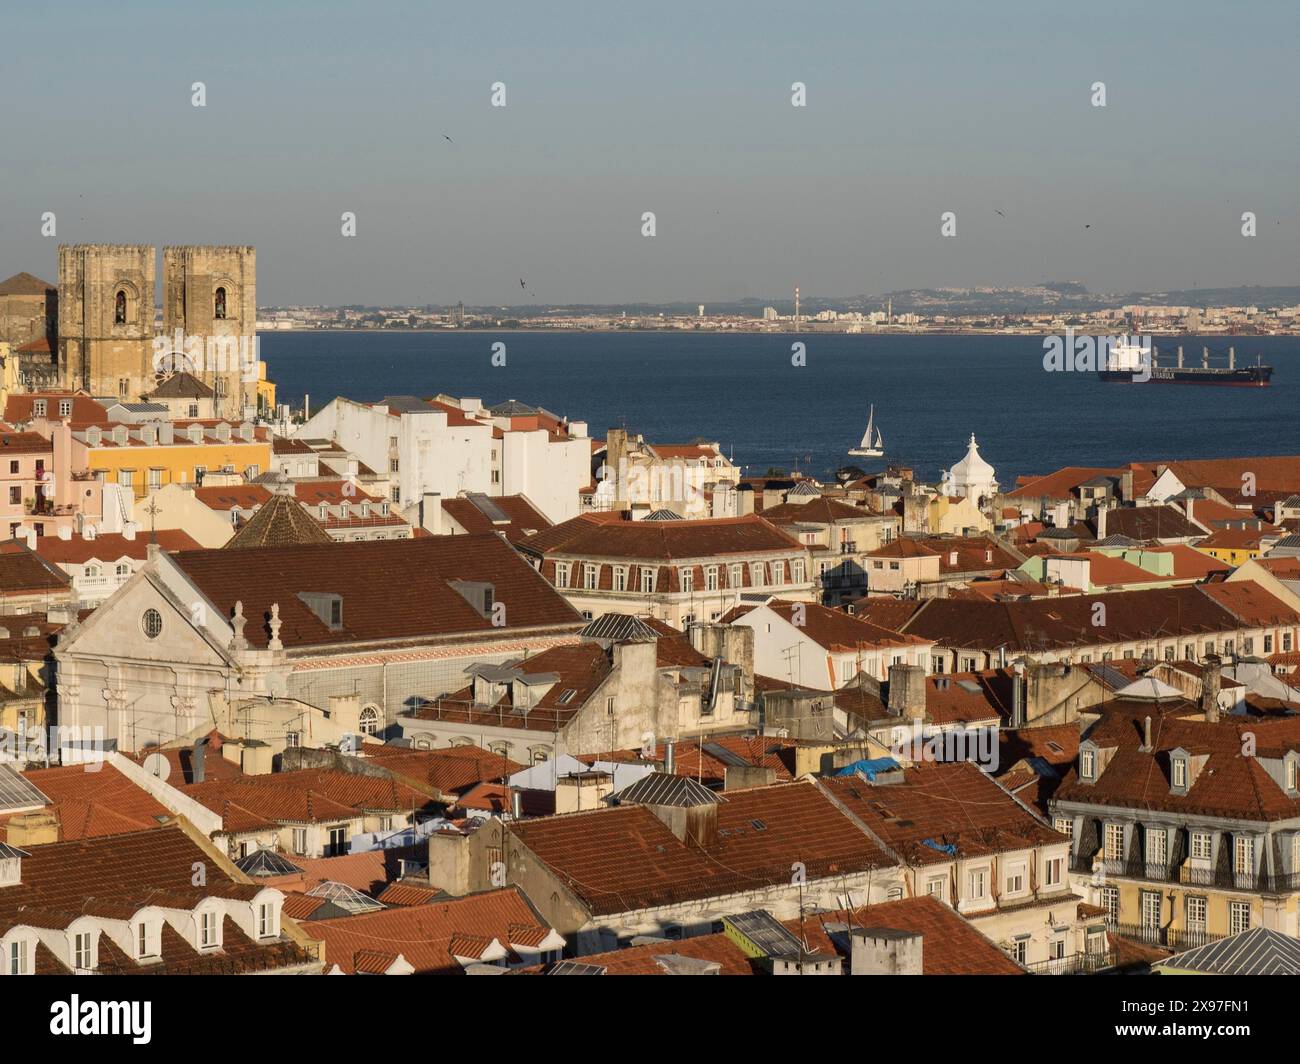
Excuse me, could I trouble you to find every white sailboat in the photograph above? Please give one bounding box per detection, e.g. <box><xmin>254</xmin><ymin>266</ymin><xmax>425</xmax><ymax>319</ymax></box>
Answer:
<box><xmin>849</xmin><ymin>404</ymin><xmax>885</xmax><ymax>457</ymax></box>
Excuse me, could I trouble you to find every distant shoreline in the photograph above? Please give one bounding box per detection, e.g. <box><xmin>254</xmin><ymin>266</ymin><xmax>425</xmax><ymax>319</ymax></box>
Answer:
<box><xmin>254</xmin><ymin>327</ymin><xmax>1293</xmax><ymax>338</ymax></box>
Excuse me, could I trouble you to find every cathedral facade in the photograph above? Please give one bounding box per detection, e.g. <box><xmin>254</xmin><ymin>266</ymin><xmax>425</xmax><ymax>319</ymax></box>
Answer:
<box><xmin>53</xmin><ymin>243</ymin><xmax>256</xmax><ymax>416</ymax></box>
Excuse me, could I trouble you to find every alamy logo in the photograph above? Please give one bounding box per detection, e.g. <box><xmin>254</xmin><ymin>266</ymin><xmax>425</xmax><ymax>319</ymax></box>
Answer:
<box><xmin>1042</xmin><ymin>329</ymin><xmax>1152</xmax><ymax>383</ymax></box>
<box><xmin>151</xmin><ymin>330</ymin><xmax>261</xmax><ymax>382</ymax></box>
<box><xmin>50</xmin><ymin>996</ymin><xmax>151</xmax><ymax>1044</ymax></box>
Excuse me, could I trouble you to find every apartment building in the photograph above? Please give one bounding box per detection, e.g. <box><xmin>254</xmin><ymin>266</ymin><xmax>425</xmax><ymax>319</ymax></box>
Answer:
<box><xmin>858</xmin><ymin>582</ymin><xmax>1300</xmax><ymax>674</ymax></box>
<box><xmin>759</xmin><ymin>495</ymin><xmax>899</xmax><ymax>605</ymax></box>
<box><xmin>516</xmin><ymin>512</ymin><xmax>816</xmax><ymax>629</ymax></box>
<box><xmin>295</xmin><ymin>394</ymin><xmax>590</xmax><ymax>524</ymax></box>
<box><xmin>1053</xmin><ymin>680</ymin><xmax>1300</xmax><ymax>948</ymax></box>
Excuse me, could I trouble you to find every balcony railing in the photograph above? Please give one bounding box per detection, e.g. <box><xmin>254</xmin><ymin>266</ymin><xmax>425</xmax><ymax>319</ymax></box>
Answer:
<box><xmin>1074</xmin><ymin>854</ymin><xmax>1300</xmax><ymax>895</ymax></box>
<box><xmin>1025</xmin><ymin>950</ymin><xmax>1116</xmax><ymax>975</ymax></box>
<box><xmin>1107</xmin><ymin>923</ymin><xmax>1223</xmax><ymax>951</ymax></box>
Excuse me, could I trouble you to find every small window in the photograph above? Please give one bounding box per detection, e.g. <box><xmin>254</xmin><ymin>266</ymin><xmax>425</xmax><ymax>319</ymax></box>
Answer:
<box><xmin>200</xmin><ymin>910</ymin><xmax>218</xmax><ymax>948</ymax></box>
<box><xmin>142</xmin><ymin>608</ymin><xmax>163</xmax><ymax>639</ymax></box>
<box><xmin>214</xmin><ymin>286</ymin><xmax>227</xmax><ymax>320</ymax></box>
<box><xmin>114</xmin><ymin>290</ymin><xmax>127</xmax><ymax>324</ymax></box>
<box><xmin>74</xmin><ymin>931</ymin><xmax>92</xmax><ymax>970</ymax></box>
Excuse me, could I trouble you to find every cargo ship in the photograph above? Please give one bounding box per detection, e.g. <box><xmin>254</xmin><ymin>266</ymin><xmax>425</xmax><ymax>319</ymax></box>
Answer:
<box><xmin>1099</xmin><ymin>339</ymin><xmax>1273</xmax><ymax>385</ymax></box>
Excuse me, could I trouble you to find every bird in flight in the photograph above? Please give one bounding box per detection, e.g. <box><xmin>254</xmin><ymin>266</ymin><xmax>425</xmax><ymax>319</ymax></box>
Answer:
<box><xmin>519</xmin><ymin>278</ymin><xmax>526</xmax><ymax>289</ymax></box>
<box><xmin>443</xmin><ymin>135</ymin><xmax>453</xmax><ymax>143</ymax></box>
<box><xmin>994</xmin><ymin>209</ymin><xmax>1005</xmax><ymax>218</ymax></box>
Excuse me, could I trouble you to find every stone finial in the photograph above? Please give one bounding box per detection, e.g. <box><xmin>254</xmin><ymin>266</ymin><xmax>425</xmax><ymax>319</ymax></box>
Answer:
<box><xmin>268</xmin><ymin>602</ymin><xmax>283</xmax><ymax>651</ymax></box>
<box><xmin>231</xmin><ymin>600</ymin><xmax>248</xmax><ymax>651</ymax></box>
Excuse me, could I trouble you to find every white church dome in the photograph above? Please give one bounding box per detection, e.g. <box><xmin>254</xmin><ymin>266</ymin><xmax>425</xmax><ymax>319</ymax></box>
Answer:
<box><xmin>950</xmin><ymin>434</ymin><xmax>995</xmax><ymax>483</ymax></box>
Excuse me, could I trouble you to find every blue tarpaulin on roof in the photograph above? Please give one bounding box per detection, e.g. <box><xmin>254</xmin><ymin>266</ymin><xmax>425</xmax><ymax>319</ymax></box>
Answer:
<box><xmin>922</xmin><ymin>838</ymin><xmax>958</xmax><ymax>856</ymax></box>
<box><xmin>833</xmin><ymin>757</ymin><xmax>899</xmax><ymax>781</ymax></box>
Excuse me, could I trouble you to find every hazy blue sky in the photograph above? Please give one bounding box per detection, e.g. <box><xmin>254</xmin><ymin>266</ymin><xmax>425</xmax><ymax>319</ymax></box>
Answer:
<box><xmin>3</xmin><ymin>1</ymin><xmax>1298</xmax><ymax>305</ymax></box>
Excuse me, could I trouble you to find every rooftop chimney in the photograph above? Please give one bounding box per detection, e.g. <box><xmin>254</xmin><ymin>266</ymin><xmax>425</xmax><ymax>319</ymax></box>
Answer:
<box><xmin>421</xmin><ymin>492</ymin><xmax>442</xmax><ymax>535</ymax></box>
<box><xmin>663</xmin><ymin>740</ymin><xmax>676</xmax><ymax>775</ymax></box>
<box><xmin>1201</xmin><ymin>654</ymin><xmax>1221</xmax><ymax>723</ymax></box>
<box><xmin>850</xmin><ymin>927</ymin><xmax>923</xmax><ymax>975</ymax></box>
<box><xmin>191</xmin><ymin>740</ymin><xmax>206</xmax><ymax>784</ymax></box>
<box><xmin>1141</xmin><ymin>715</ymin><xmax>1153</xmax><ymax>752</ymax></box>
<box><xmin>886</xmin><ymin>663</ymin><xmax>927</xmax><ymax>721</ymax></box>
<box><xmin>6</xmin><ymin>811</ymin><xmax>59</xmax><ymax>848</ymax></box>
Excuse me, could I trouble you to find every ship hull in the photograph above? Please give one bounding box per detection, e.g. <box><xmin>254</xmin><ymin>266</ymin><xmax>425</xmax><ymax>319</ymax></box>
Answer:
<box><xmin>1098</xmin><ymin>366</ymin><xmax>1272</xmax><ymax>386</ymax></box>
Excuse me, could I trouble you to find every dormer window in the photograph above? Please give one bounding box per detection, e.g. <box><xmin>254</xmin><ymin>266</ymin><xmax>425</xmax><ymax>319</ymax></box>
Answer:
<box><xmin>1172</xmin><ymin>758</ymin><xmax>1187</xmax><ymax>788</ymax></box>
<box><xmin>136</xmin><ymin>921</ymin><xmax>155</xmax><ymax>960</ymax></box>
<box><xmin>297</xmin><ymin>591</ymin><xmax>343</xmax><ymax>630</ymax></box>
<box><xmin>73</xmin><ymin>930</ymin><xmax>93</xmax><ymax>971</ymax></box>
<box><xmin>1080</xmin><ymin>748</ymin><xmax>1096</xmax><ymax>780</ymax></box>
<box><xmin>8</xmin><ymin>937</ymin><xmax>29</xmax><ymax>975</ymax></box>
<box><xmin>258</xmin><ymin>902</ymin><xmax>276</xmax><ymax>939</ymax></box>
<box><xmin>32</xmin><ymin>400</ymin><xmax>46</xmax><ymax>418</ymax></box>
<box><xmin>0</xmin><ymin>844</ymin><xmax>26</xmax><ymax>887</ymax></box>
<box><xmin>199</xmin><ymin>908</ymin><xmax>220</xmax><ymax>949</ymax></box>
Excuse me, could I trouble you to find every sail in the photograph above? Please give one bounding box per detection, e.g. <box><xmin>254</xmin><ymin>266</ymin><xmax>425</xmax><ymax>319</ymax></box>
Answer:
<box><xmin>858</xmin><ymin>406</ymin><xmax>875</xmax><ymax>449</ymax></box>
<box><xmin>874</xmin><ymin>428</ymin><xmax>883</xmax><ymax>449</ymax></box>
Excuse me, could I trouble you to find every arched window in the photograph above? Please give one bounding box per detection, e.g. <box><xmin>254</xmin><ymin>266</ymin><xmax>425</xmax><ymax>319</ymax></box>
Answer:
<box><xmin>214</xmin><ymin>287</ymin><xmax>227</xmax><ymax>320</ymax></box>
<box><xmin>358</xmin><ymin>704</ymin><xmax>381</xmax><ymax>735</ymax></box>
<box><xmin>114</xmin><ymin>290</ymin><xmax>127</xmax><ymax>324</ymax></box>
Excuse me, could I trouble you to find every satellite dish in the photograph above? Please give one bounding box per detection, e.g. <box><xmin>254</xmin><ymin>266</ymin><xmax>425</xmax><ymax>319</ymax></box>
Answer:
<box><xmin>142</xmin><ymin>752</ymin><xmax>171</xmax><ymax>781</ymax></box>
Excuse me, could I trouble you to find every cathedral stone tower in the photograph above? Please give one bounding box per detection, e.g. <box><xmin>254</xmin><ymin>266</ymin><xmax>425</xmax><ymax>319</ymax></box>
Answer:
<box><xmin>57</xmin><ymin>245</ymin><xmax>156</xmax><ymax>400</ymax></box>
<box><xmin>162</xmin><ymin>246</ymin><xmax>256</xmax><ymax>418</ymax></box>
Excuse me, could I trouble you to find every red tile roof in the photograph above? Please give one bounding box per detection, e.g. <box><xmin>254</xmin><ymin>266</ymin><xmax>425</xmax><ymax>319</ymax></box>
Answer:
<box><xmin>1055</xmin><ymin>709</ymin><xmax>1300</xmax><ymax>820</ymax></box>
<box><xmin>193</xmin><ymin>484</ymin><xmax>274</xmax><ymax>511</ymax></box>
<box><xmin>0</xmin><ymin>764</ymin><xmax>172</xmax><ymax>842</ymax></box>
<box><xmin>169</xmin><ymin>535</ymin><xmax>583</xmax><ymax>649</ymax></box>
<box><xmin>0</xmin><ymin>825</ymin><xmax>318</xmax><ymax>974</ymax></box>
<box><xmin>363</xmin><ymin>744</ymin><xmax>525</xmax><ymax>798</ymax></box>
<box><xmin>35</xmin><ymin>529</ymin><xmax>199</xmax><ymax>564</ymax></box>
<box><xmin>509</xmin><ymin>779</ymin><xmax>895</xmax><ymax>915</ymax></box>
<box><xmin>747</xmin><ymin>599</ymin><xmax>930</xmax><ymax>653</ymax></box>
<box><xmin>520</xmin><ymin>513</ymin><xmax>803</xmax><ymax>561</ymax></box>
<box><xmin>822</xmin><ymin>761</ymin><xmax>1065</xmax><ymax>865</ymax></box>
<box><xmin>305</xmin><ymin>887</ymin><xmax>553</xmax><ymax>974</ymax></box>
<box><xmin>441</xmin><ymin>494</ymin><xmax>553</xmax><ymax>544</ymax></box>
<box><xmin>859</xmin><ymin>582</ymin><xmax>1295</xmax><ymax>654</ymax></box>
